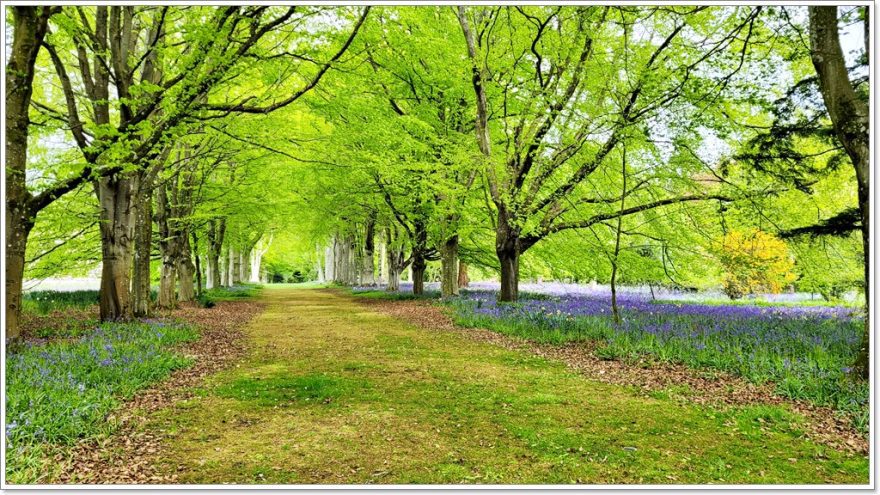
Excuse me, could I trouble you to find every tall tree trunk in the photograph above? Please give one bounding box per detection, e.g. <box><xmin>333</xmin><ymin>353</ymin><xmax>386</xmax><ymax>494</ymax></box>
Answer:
<box><xmin>131</xmin><ymin>174</ymin><xmax>153</xmax><ymax>317</ymax></box>
<box><xmin>239</xmin><ymin>247</ymin><xmax>250</xmax><ymax>283</ymax></box>
<box><xmin>362</xmin><ymin>219</ymin><xmax>376</xmax><ymax>286</ymax></box>
<box><xmin>177</xmin><ymin>230</ymin><xmax>195</xmax><ymax>302</ymax></box>
<box><xmin>378</xmin><ymin>241</ymin><xmax>388</xmax><ymax>285</ymax></box>
<box><xmin>191</xmin><ymin>230</ymin><xmax>204</xmax><ymax>295</ymax></box>
<box><xmin>205</xmin><ymin>253</ymin><xmax>213</xmax><ymax>290</ymax></box>
<box><xmin>498</xmin><ymin>248</ymin><xmax>519</xmax><ymax>303</ymax></box>
<box><xmin>220</xmin><ymin>250</ymin><xmax>228</xmax><ymax>287</ymax></box>
<box><xmin>5</xmin><ymin>218</ymin><xmax>34</xmax><ymax>340</ymax></box>
<box><xmin>207</xmin><ymin>218</ymin><xmax>225</xmax><ymax>289</ymax></box>
<box><xmin>387</xmin><ymin>250</ymin><xmax>404</xmax><ymax>292</ymax></box>
<box><xmin>809</xmin><ymin>6</ymin><xmax>870</xmax><ymax>379</ymax></box>
<box><xmin>316</xmin><ymin>244</ymin><xmax>325</xmax><ymax>283</ymax></box>
<box><xmin>412</xmin><ymin>255</ymin><xmax>426</xmax><ymax>295</ymax></box>
<box><xmin>249</xmin><ymin>235</ymin><xmax>271</xmax><ymax>283</ymax></box>
<box><xmin>496</xmin><ymin>208</ymin><xmax>520</xmax><ymax>302</ymax></box>
<box><xmin>440</xmin><ymin>235</ymin><xmax>460</xmax><ymax>297</ymax></box>
<box><xmin>348</xmin><ymin>234</ymin><xmax>359</xmax><ymax>285</ymax></box>
<box><xmin>155</xmin><ymin>181</ymin><xmax>176</xmax><ymax>309</ymax></box>
<box><xmin>610</xmin><ymin>144</ymin><xmax>627</xmax><ymax>325</ymax></box>
<box><xmin>158</xmin><ymin>261</ymin><xmax>176</xmax><ymax>308</ymax></box>
<box><xmin>334</xmin><ymin>236</ymin><xmax>344</xmax><ymax>284</ymax></box>
<box><xmin>207</xmin><ymin>255</ymin><xmax>217</xmax><ymax>289</ymax></box>
<box><xmin>231</xmin><ymin>246</ymin><xmax>241</xmax><ymax>284</ymax></box>
<box><xmin>250</xmin><ymin>250</ymin><xmax>261</xmax><ymax>283</ymax></box>
<box><xmin>97</xmin><ymin>174</ymin><xmax>135</xmax><ymax>321</ymax></box>
<box><xmin>458</xmin><ymin>261</ymin><xmax>470</xmax><ymax>288</ymax></box>
<box><xmin>324</xmin><ymin>242</ymin><xmax>335</xmax><ymax>282</ymax></box>
<box><xmin>323</xmin><ymin>245</ymin><xmax>332</xmax><ymax>282</ymax></box>
<box><xmin>5</xmin><ymin>7</ymin><xmax>55</xmax><ymax>340</ymax></box>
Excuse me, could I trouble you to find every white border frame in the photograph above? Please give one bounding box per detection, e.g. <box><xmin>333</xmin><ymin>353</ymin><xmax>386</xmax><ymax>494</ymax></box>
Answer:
<box><xmin>0</xmin><ymin>1</ymin><xmax>874</xmax><ymax>492</ymax></box>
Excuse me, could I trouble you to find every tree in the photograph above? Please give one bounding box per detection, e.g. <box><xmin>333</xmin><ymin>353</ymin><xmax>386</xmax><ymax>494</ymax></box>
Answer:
<box><xmin>5</xmin><ymin>6</ymin><xmax>62</xmax><ymax>339</ymax></box>
<box><xmin>716</xmin><ymin>230</ymin><xmax>796</xmax><ymax>299</ymax></box>
<box><xmin>808</xmin><ymin>6</ymin><xmax>870</xmax><ymax>378</ymax></box>
<box><xmin>32</xmin><ymin>6</ymin><xmax>368</xmax><ymax>320</ymax></box>
<box><xmin>457</xmin><ymin>6</ymin><xmax>759</xmax><ymax>301</ymax></box>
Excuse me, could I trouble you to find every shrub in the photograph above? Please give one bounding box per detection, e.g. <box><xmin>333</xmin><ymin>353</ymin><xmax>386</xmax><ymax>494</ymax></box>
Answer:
<box><xmin>716</xmin><ymin>230</ymin><xmax>796</xmax><ymax>299</ymax></box>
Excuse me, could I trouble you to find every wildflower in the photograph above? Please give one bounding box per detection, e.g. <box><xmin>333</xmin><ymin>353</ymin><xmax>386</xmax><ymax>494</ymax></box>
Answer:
<box><xmin>5</xmin><ymin>421</ymin><xmax>18</xmax><ymax>439</ymax></box>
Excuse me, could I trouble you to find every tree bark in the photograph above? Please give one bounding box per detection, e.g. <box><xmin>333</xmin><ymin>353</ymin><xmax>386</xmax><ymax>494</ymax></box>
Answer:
<box><xmin>362</xmin><ymin>219</ymin><xmax>376</xmax><ymax>286</ymax></box>
<box><xmin>809</xmin><ymin>6</ymin><xmax>870</xmax><ymax>379</ymax></box>
<box><xmin>458</xmin><ymin>261</ymin><xmax>470</xmax><ymax>288</ymax></box>
<box><xmin>239</xmin><ymin>247</ymin><xmax>250</xmax><ymax>283</ymax></box>
<box><xmin>334</xmin><ymin>235</ymin><xmax>345</xmax><ymax>284</ymax></box>
<box><xmin>96</xmin><ymin>174</ymin><xmax>135</xmax><ymax>321</ymax></box>
<box><xmin>193</xmin><ymin>255</ymin><xmax>207</xmax><ymax>296</ymax></box>
<box><xmin>5</xmin><ymin>7</ymin><xmax>56</xmax><ymax>339</ymax></box>
<box><xmin>131</xmin><ymin>173</ymin><xmax>153</xmax><ymax>317</ymax></box>
<box><xmin>441</xmin><ymin>235</ymin><xmax>460</xmax><ymax>297</ymax></box>
<box><xmin>378</xmin><ymin>241</ymin><xmax>388</xmax><ymax>285</ymax></box>
<box><xmin>610</xmin><ymin>144</ymin><xmax>627</xmax><ymax>325</ymax></box>
<box><xmin>347</xmin><ymin>233</ymin><xmax>359</xmax><ymax>285</ymax></box>
<box><xmin>177</xmin><ymin>230</ymin><xmax>195</xmax><ymax>302</ymax></box>
<box><xmin>324</xmin><ymin>240</ymin><xmax>336</xmax><ymax>282</ymax></box>
<box><xmin>5</xmin><ymin>219</ymin><xmax>34</xmax><ymax>340</ymax></box>
<box><xmin>231</xmin><ymin>246</ymin><xmax>241</xmax><ymax>284</ymax></box>
<box><xmin>387</xmin><ymin>249</ymin><xmax>405</xmax><ymax>292</ymax></box>
<box><xmin>412</xmin><ymin>256</ymin><xmax>426</xmax><ymax>295</ymax></box>
<box><xmin>220</xmin><ymin>249</ymin><xmax>228</xmax><ymax>287</ymax></box>
<box><xmin>250</xmin><ymin>235</ymin><xmax>270</xmax><ymax>283</ymax></box>
<box><xmin>207</xmin><ymin>218</ymin><xmax>225</xmax><ymax>289</ymax></box>
<box><xmin>498</xmin><ymin>248</ymin><xmax>519</xmax><ymax>303</ymax></box>
<box><xmin>496</xmin><ymin>207</ymin><xmax>521</xmax><ymax>302</ymax></box>
<box><xmin>155</xmin><ymin>182</ymin><xmax>176</xmax><ymax>309</ymax></box>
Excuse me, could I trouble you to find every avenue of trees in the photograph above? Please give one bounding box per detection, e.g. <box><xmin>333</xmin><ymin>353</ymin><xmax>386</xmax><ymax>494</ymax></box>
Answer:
<box><xmin>5</xmin><ymin>6</ymin><xmax>870</xmax><ymax>375</ymax></box>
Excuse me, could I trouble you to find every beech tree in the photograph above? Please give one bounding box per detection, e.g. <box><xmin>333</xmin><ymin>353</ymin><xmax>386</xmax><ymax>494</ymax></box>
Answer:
<box><xmin>18</xmin><ymin>6</ymin><xmax>368</xmax><ymax>321</ymax></box>
<box><xmin>456</xmin><ymin>6</ymin><xmax>764</xmax><ymax>301</ymax></box>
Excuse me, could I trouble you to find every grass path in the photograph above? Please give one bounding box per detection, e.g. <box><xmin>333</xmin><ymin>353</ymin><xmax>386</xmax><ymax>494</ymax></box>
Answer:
<box><xmin>146</xmin><ymin>286</ymin><xmax>867</xmax><ymax>484</ymax></box>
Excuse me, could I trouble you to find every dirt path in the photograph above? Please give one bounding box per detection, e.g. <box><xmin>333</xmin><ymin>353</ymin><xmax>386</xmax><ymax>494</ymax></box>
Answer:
<box><xmin>138</xmin><ymin>287</ymin><xmax>866</xmax><ymax>484</ymax></box>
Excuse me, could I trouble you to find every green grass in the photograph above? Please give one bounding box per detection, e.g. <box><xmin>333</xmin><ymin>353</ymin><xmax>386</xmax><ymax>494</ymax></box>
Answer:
<box><xmin>21</xmin><ymin>290</ymin><xmax>100</xmax><ymax>315</ymax></box>
<box><xmin>140</xmin><ymin>288</ymin><xmax>866</xmax><ymax>484</ymax></box>
<box><xmin>5</xmin><ymin>321</ymin><xmax>198</xmax><ymax>483</ymax></box>
<box><xmin>444</xmin><ymin>296</ymin><xmax>868</xmax><ymax>435</ymax></box>
<box><xmin>350</xmin><ymin>289</ymin><xmax>439</xmax><ymax>301</ymax></box>
<box><xmin>203</xmin><ymin>283</ymin><xmax>263</xmax><ymax>301</ymax></box>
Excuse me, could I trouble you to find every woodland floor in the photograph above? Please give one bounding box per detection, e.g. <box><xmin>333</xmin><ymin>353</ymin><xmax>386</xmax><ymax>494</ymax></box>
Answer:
<box><xmin>57</xmin><ymin>286</ymin><xmax>868</xmax><ymax>485</ymax></box>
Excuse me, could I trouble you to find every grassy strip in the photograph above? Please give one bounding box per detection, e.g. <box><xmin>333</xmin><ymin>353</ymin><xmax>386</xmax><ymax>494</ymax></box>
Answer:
<box><xmin>445</xmin><ymin>299</ymin><xmax>868</xmax><ymax>434</ymax></box>
<box><xmin>147</xmin><ymin>287</ymin><xmax>867</xmax><ymax>484</ymax></box>
<box><xmin>202</xmin><ymin>284</ymin><xmax>263</xmax><ymax>302</ymax></box>
<box><xmin>350</xmin><ymin>289</ymin><xmax>439</xmax><ymax>301</ymax></box>
<box><xmin>5</xmin><ymin>321</ymin><xmax>198</xmax><ymax>483</ymax></box>
<box><xmin>22</xmin><ymin>290</ymin><xmax>101</xmax><ymax>315</ymax></box>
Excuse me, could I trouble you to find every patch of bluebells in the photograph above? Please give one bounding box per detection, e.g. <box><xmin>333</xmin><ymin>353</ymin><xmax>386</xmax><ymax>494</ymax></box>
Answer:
<box><xmin>5</xmin><ymin>319</ymin><xmax>197</xmax><ymax>480</ymax></box>
<box><xmin>446</xmin><ymin>288</ymin><xmax>868</xmax><ymax>432</ymax></box>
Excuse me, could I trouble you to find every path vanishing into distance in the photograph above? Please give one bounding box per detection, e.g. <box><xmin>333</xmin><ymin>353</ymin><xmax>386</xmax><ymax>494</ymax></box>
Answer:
<box><xmin>142</xmin><ymin>287</ymin><xmax>865</xmax><ymax>484</ymax></box>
